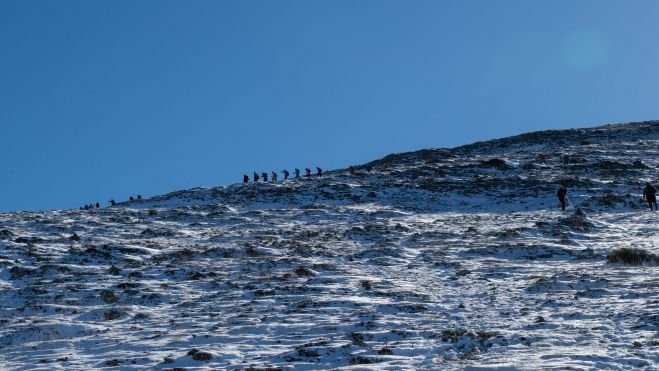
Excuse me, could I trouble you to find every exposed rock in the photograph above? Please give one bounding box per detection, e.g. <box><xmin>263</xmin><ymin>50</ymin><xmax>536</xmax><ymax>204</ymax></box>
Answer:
<box><xmin>187</xmin><ymin>348</ymin><xmax>212</xmax><ymax>361</ymax></box>
<box><xmin>100</xmin><ymin>290</ymin><xmax>117</xmax><ymax>304</ymax></box>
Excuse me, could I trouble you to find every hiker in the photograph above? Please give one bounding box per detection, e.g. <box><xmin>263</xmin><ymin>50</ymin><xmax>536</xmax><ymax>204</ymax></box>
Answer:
<box><xmin>243</xmin><ymin>174</ymin><xmax>249</xmax><ymax>184</ymax></box>
<box><xmin>282</xmin><ymin>169</ymin><xmax>290</xmax><ymax>180</ymax></box>
<box><xmin>305</xmin><ymin>168</ymin><xmax>312</xmax><ymax>177</ymax></box>
<box><xmin>563</xmin><ymin>155</ymin><xmax>570</xmax><ymax>165</ymax></box>
<box><xmin>137</xmin><ymin>195</ymin><xmax>142</xmax><ymax>200</ymax></box>
<box><xmin>271</xmin><ymin>171</ymin><xmax>278</xmax><ymax>182</ymax></box>
<box><xmin>95</xmin><ymin>202</ymin><xmax>100</xmax><ymax>209</ymax></box>
<box><xmin>316</xmin><ymin>167</ymin><xmax>323</xmax><ymax>177</ymax></box>
<box><xmin>348</xmin><ymin>165</ymin><xmax>355</xmax><ymax>175</ymax></box>
<box><xmin>538</xmin><ymin>153</ymin><xmax>547</xmax><ymax>165</ymax></box>
<box><xmin>366</xmin><ymin>165</ymin><xmax>372</xmax><ymax>172</ymax></box>
<box><xmin>557</xmin><ymin>187</ymin><xmax>568</xmax><ymax>211</ymax></box>
<box><xmin>643</xmin><ymin>182</ymin><xmax>657</xmax><ymax>211</ymax></box>
<box><xmin>109</xmin><ymin>199</ymin><xmax>116</xmax><ymax>206</ymax></box>
<box><xmin>262</xmin><ymin>172</ymin><xmax>268</xmax><ymax>182</ymax></box>
<box><xmin>253</xmin><ymin>171</ymin><xmax>260</xmax><ymax>182</ymax></box>
<box><xmin>295</xmin><ymin>168</ymin><xmax>301</xmax><ymax>178</ymax></box>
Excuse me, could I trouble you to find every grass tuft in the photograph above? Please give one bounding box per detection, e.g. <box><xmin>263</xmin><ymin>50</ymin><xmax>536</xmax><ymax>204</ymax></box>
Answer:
<box><xmin>606</xmin><ymin>248</ymin><xmax>659</xmax><ymax>266</ymax></box>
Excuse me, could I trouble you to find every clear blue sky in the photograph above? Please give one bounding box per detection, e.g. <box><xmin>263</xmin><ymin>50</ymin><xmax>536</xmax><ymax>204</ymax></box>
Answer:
<box><xmin>2</xmin><ymin>1</ymin><xmax>659</xmax><ymax>211</ymax></box>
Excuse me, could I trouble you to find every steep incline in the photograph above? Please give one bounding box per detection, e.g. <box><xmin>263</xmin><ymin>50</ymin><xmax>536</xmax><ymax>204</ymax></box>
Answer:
<box><xmin>0</xmin><ymin>121</ymin><xmax>658</xmax><ymax>369</ymax></box>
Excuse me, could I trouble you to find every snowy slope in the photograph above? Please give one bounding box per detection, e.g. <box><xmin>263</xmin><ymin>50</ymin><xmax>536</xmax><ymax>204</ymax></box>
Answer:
<box><xmin>1</xmin><ymin>120</ymin><xmax>658</xmax><ymax>370</ymax></box>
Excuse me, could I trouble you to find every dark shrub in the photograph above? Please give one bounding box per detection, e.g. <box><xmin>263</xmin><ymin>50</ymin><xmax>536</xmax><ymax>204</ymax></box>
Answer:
<box><xmin>606</xmin><ymin>248</ymin><xmax>659</xmax><ymax>266</ymax></box>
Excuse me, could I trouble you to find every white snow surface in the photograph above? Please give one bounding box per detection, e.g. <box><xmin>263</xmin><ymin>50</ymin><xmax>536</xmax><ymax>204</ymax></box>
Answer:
<box><xmin>1</xmin><ymin>121</ymin><xmax>658</xmax><ymax>370</ymax></box>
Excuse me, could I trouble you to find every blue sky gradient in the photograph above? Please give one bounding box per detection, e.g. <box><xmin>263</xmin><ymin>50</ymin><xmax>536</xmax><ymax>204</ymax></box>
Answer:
<box><xmin>2</xmin><ymin>1</ymin><xmax>659</xmax><ymax>211</ymax></box>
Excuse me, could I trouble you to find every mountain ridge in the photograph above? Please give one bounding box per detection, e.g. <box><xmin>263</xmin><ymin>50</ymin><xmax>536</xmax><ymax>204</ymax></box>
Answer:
<box><xmin>0</xmin><ymin>120</ymin><xmax>658</xmax><ymax>369</ymax></box>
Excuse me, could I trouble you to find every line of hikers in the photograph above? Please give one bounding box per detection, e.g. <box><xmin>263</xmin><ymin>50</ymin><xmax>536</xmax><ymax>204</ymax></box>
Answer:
<box><xmin>557</xmin><ymin>182</ymin><xmax>657</xmax><ymax>212</ymax></box>
<box><xmin>79</xmin><ymin>195</ymin><xmax>142</xmax><ymax>210</ymax></box>
<box><xmin>244</xmin><ymin>167</ymin><xmax>323</xmax><ymax>183</ymax></box>
<box><xmin>80</xmin><ymin>203</ymin><xmax>101</xmax><ymax>210</ymax></box>
<box><xmin>243</xmin><ymin>165</ymin><xmax>378</xmax><ymax>184</ymax></box>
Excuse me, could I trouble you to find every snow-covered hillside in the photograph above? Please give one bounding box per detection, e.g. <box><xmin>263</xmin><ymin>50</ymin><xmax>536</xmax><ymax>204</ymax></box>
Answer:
<box><xmin>1</xmin><ymin>121</ymin><xmax>658</xmax><ymax>370</ymax></box>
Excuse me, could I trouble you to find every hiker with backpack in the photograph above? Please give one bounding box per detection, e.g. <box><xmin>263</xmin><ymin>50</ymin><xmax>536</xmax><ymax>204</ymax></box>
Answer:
<box><xmin>282</xmin><ymin>169</ymin><xmax>290</xmax><ymax>180</ymax></box>
<box><xmin>295</xmin><ymin>168</ymin><xmax>301</xmax><ymax>178</ymax></box>
<box><xmin>271</xmin><ymin>171</ymin><xmax>278</xmax><ymax>182</ymax></box>
<box><xmin>243</xmin><ymin>174</ymin><xmax>249</xmax><ymax>184</ymax></box>
<box><xmin>557</xmin><ymin>187</ymin><xmax>568</xmax><ymax>211</ymax></box>
<box><xmin>643</xmin><ymin>182</ymin><xmax>657</xmax><ymax>211</ymax></box>
<box><xmin>305</xmin><ymin>168</ymin><xmax>312</xmax><ymax>177</ymax></box>
<box><xmin>262</xmin><ymin>172</ymin><xmax>268</xmax><ymax>182</ymax></box>
<box><xmin>316</xmin><ymin>167</ymin><xmax>323</xmax><ymax>177</ymax></box>
<box><xmin>253</xmin><ymin>171</ymin><xmax>260</xmax><ymax>182</ymax></box>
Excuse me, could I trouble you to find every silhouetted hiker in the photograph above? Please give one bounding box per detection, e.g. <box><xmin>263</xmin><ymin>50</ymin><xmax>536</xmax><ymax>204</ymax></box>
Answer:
<box><xmin>366</xmin><ymin>165</ymin><xmax>373</xmax><ymax>173</ymax></box>
<box><xmin>243</xmin><ymin>174</ymin><xmax>249</xmax><ymax>184</ymax></box>
<box><xmin>282</xmin><ymin>169</ymin><xmax>290</xmax><ymax>180</ymax></box>
<box><xmin>95</xmin><ymin>202</ymin><xmax>100</xmax><ymax>209</ymax></box>
<box><xmin>538</xmin><ymin>153</ymin><xmax>547</xmax><ymax>165</ymax></box>
<box><xmin>643</xmin><ymin>182</ymin><xmax>657</xmax><ymax>211</ymax></box>
<box><xmin>295</xmin><ymin>168</ymin><xmax>301</xmax><ymax>178</ymax></box>
<box><xmin>109</xmin><ymin>199</ymin><xmax>116</xmax><ymax>206</ymax></box>
<box><xmin>272</xmin><ymin>171</ymin><xmax>278</xmax><ymax>182</ymax></box>
<box><xmin>316</xmin><ymin>167</ymin><xmax>323</xmax><ymax>177</ymax></box>
<box><xmin>253</xmin><ymin>171</ymin><xmax>260</xmax><ymax>182</ymax></box>
<box><xmin>83</xmin><ymin>204</ymin><xmax>89</xmax><ymax>210</ymax></box>
<box><xmin>262</xmin><ymin>172</ymin><xmax>268</xmax><ymax>182</ymax></box>
<box><xmin>137</xmin><ymin>195</ymin><xmax>142</xmax><ymax>200</ymax></box>
<box><xmin>557</xmin><ymin>187</ymin><xmax>568</xmax><ymax>211</ymax></box>
<box><xmin>129</xmin><ymin>196</ymin><xmax>134</xmax><ymax>201</ymax></box>
<box><xmin>349</xmin><ymin>165</ymin><xmax>355</xmax><ymax>175</ymax></box>
<box><xmin>305</xmin><ymin>168</ymin><xmax>312</xmax><ymax>177</ymax></box>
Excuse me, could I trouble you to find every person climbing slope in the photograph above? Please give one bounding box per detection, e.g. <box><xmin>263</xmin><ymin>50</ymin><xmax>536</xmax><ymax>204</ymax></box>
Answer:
<box><xmin>643</xmin><ymin>182</ymin><xmax>657</xmax><ymax>211</ymax></box>
<box><xmin>282</xmin><ymin>169</ymin><xmax>290</xmax><ymax>180</ymax></box>
<box><xmin>271</xmin><ymin>171</ymin><xmax>278</xmax><ymax>182</ymax></box>
<box><xmin>557</xmin><ymin>187</ymin><xmax>568</xmax><ymax>211</ymax></box>
<box><xmin>305</xmin><ymin>168</ymin><xmax>311</xmax><ymax>178</ymax></box>
<box><xmin>243</xmin><ymin>174</ymin><xmax>249</xmax><ymax>184</ymax></box>
<box><xmin>295</xmin><ymin>168</ymin><xmax>301</xmax><ymax>178</ymax></box>
<box><xmin>316</xmin><ymin>167</ymin><xmax>323</xmax><ymax>177</ymax></box>
<box><xmin>253</xmin><ymin>171</ymin><xmax>260</xmax><ymax>182</ymax></box>
<box><xmin>262</xmin><ymin>172</ymin><xmax>268</xmax><ymax>182</ymax></box>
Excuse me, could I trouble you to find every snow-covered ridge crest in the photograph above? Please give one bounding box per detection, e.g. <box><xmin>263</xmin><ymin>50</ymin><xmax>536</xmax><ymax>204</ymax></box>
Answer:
<box><xmin>0</xmin><ymin>120</ymin><xmax>658</xmax><ymax>369</ymax></box>
<box><xmin>135</xmin><ymin>120</ymin><xmax>659</xmax><ymax>213</ymax></box>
